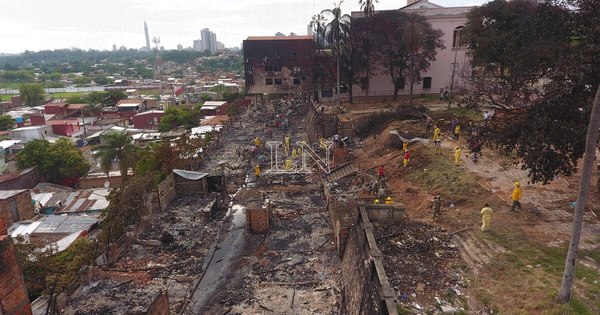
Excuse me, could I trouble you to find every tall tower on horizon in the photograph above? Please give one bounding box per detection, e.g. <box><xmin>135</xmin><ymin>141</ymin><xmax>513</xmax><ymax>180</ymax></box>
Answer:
<box><xmin>144</xmin><ymin>21</ymin><xmax>151</xmax><ymax>51</ymax></box>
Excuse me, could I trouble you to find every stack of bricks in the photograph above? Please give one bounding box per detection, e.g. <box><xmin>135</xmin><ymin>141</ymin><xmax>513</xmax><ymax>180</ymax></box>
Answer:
<box><xmin>247</xmin><ymin>200</ymin><xmax>270</xmax><ymax>234</ymax></box>
<box><xmin>0</xmin><ymin>217</ymin><xmax>32</xmax><ymax>315</ymax></box>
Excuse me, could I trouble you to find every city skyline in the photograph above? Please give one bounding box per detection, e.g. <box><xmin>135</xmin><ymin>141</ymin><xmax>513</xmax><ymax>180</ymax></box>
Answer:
<box><xmin>0</xmin><ymin>0</ymin><xmax>487</xmax><ymax>54</ymax></box>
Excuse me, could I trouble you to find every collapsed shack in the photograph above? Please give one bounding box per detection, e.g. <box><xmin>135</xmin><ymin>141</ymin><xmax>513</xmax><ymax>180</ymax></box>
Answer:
<box><xmin>62</xmin><ymin>190</ymin><xmax>225</xmax><ymax>314</ymax></box>
<box><xmin>202</xmin><ymin>180</ymin><xmax>343</xmax><ymax>314</ymax></box>
<box><xmin>374</xmin><ymin>220</ymin><xmax>463</xmax><ymax>313</ymax></box>
<box><xmin>63</xmin><ymin>280</ymin><xmax>169</xmax><ymax>315</ymax></box>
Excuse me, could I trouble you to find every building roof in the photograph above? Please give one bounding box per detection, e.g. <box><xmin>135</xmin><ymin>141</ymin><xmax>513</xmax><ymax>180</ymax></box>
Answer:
<box><xmin>0</xmin><ymin>189</ymin><xmax>28</xmax><ymax>199</ymax></box>
<box><xmin>30</xmin><ymin>214</ymin><xmax>99</xmax><ymax>235</ymax></box>
<box><xmin>0</xmin><ymin>167</ymin><xmax>36</xmax><ymax>183</ymax></box>
<box><xmin>173</xmin><ymin>169</ymin><xmax>208</xmax><ymax>180</ymax></box>
<box><xmin>203</xmin><ymin>101</ymin><xmax>228</xmax><ymax>107</ymax></box>
<box><xmin>117</xmin><ymin>103</ymin><xmax>140</xmax><ymax>108</ymax></box>
<box><xmin>133</xmin><ymin>110</ymin><xmax>164</xmax><ymax>117</ymax></box>
<box><xmin>116</xmin><ymin>99</ymin><xmax>145</xmax><ymax>107</ymax></box>
<box><xmin>246</xmin><ymin>36</ymin><xmax>314</xmax><ymax>41</ymax></box>
<box><xmin>0</xmin><ymin>139</ymin><xmax>21</xmax><ymax>149</ymax></box>
<box><xmin>11</xmin><ymin>125</ymin><xmax>49</xmax><ymax>131</ymax></box>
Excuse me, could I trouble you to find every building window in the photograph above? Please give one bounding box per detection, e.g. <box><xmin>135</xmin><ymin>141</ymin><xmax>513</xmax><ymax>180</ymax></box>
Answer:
<box><xmin>245</xmin><ymin>65</ymin><xmax>253</xmax><ymax>72</ymax></box>
<box><xmin>265</xmin><ymin>79</ymin><xmax>273</xmax><ymax>85</ymax></box>
<box><xmin>274</xmin><ymin>78</ymin><xmax>283</xmax><ymax>85</ymax></box>
<box><xmin>453</xmin><ymin>26</ymin><xmax>464</xmax><ymax>48</ymax></box>
<box><xmin>293</xmin><ymin>66</ymin><xmax>301</xmax><ymax>72</ymax></box>
<box><xmin>293</xmin><ymin>78</ymin><xmax>301</xmax><ymax>85</ymax></box>
<box><xmin>273</xmin><ymin>65</ymin><xmax>282</xmax><ymax>72</ymax></box>
<box><xmin>423</xmin><ymin>77</ymin><xmax>432</xmax><ymax>89</ymax></box>
<box><xmin>265</xmin><ymin>65</ymin><xmax>273</xmax><ymax>71</ymax></box>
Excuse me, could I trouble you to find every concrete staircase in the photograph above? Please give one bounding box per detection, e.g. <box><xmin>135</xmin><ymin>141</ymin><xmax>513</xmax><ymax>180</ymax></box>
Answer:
<box><xmin>326</xmin><ymin>163</ymin><xmax>357</xmax><ymax>182</ymax></box>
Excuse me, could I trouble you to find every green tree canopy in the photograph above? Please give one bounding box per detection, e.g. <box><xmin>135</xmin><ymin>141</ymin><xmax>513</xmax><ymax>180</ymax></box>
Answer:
<box><xmin>93</xmin><ymin>131</ymin><xmax>138</xmax><ymax>177</ymax></box>
<box><xmin>157</xmin><ymin>106</ymin><xmax>200</xmax><ymax>132</ymax></box>
<box><xmin>0</xmin><ymin>115</ymin><xmax>14</xmax><ymax>131</ymax></box>
<box><xmin>19</xmin><ymin>83</ymin><xmax>45</xmax><ymax>106</ymax></box>
<box><xmin>17</xmin><ymin>138</ymin><xmax>91</xmax><ymax>185</ymax></box>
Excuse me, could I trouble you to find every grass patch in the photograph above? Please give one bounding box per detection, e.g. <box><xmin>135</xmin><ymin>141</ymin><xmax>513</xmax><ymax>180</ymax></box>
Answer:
<box><xmin>48</xmin><ymin>91</ymin><xmax>89</xmax><ymax>99</ymax></box>
<box><xmin>583</xmin><ymin>249</ymin><xmax>600</xmax><ymax>263</ymax></box>
<box><xmin>136</xmin><ymin>89</ymin><xmax>160</xmax><ymax>95</ymax></box>
<box><xmin>406</xmin><ymin>144</ymin><xmax>479</xmax><ymax>204</ymax></box>
<box><xmin>0</xmin><ymin>94</ymin><xmax>16</xmax><ymax>101</ymax></box>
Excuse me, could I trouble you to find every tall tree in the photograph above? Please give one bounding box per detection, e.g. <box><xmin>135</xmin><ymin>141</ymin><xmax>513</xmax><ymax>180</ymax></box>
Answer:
<box><xmin>460</xmin><ymin>0</ymin><xmax>592</xmax><ymax>184</ymax></box>
<box><xmin>310</xmin><ymin>13</ymin><xmax>327</xmax><ymax>47</ymax></box>
<box><xmin>339</xmin><ymin>18</ymin><xmax>369</xmax><ymax>104</ymax></box>
<box><xmin>19</xmin><ymin>83</ymin><xmax>45</xmax><ymax>106</ymax></box>
<box><xmin>93</xmin><ymin>132</ymin><xmax>138</xmax><ymax>177</ymax></box>
<box><xmin>359</xmin><ymin>0</ymin><xmax>378</xmax><ymax>103</ymax></box>
<box><xmin>371</xmin><ymin>11</ymin><xmax>443</xmax><ymax>101</ymax></box>
<box><xmin>402</xmin><ymin>13</ymin><xmax>424</xmax><ymax>106</ymax></box>
<box><xmin>321</xmin><ymin>1</ymin><xmax>351</xmax><ymax>106</ymax></box>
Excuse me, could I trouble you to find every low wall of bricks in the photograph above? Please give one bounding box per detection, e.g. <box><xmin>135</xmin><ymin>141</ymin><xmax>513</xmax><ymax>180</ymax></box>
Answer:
<box><xmin>340</xmin><ymin>206</ymin><xmax>397</xmax><ymax>315</ymax></box>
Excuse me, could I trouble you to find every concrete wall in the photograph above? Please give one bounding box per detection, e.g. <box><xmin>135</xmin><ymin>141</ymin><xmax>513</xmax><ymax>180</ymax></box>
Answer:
<box><xmin>0</xmin><ymin>190</ymin><xmax>35</xmax><ymax>227</ymax></box>
<box><xmin>0</xmin><ymin>218</ymin><xmax>32</xmax><ymax>315</ymax></box>
<box><xmin>78</xmin><ymin>174</ymin><xmax>123</xmax><ymax>189</ymax></box>
<box><xmin>157</xmin><ymin>173</ymin><xmax>176</xmax><ymax>211</ymax></box>
<box><xmin>305</xmin><ymin>104</ymin><xmax>338</xmax><ymax>144</ymax></box>
<box><xmin>341</xmin><ymin>206</ymin><xmax>398</xmax><ymax>315</ymax></box>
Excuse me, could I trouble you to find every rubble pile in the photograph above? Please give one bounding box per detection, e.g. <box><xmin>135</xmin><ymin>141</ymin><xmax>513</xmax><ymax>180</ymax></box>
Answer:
<box><xmin>374</xmin><ymin>220</ymin><xmax>465</xmax><ymax>312</ymax></box>
<box><xmin>64</xmin><ymin>280</ymin><xmax>163</xmax><ymax>315</ymax></box>
<box><xmin>207</xmin><ymin>187</ymin><xmax>342</xmax><ymax>314</ymax></box>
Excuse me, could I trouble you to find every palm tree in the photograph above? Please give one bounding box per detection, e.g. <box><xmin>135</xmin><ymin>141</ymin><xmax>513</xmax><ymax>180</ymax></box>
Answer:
<box><xmin>359</xmin><ymin>0</ymin><xmax>378</xmax><ymax>104</ymax></box>
<box><xmin>402</xmin><ymin>13</ymin><xmax>424</xmax><ymax>106</ymax></box>
<box><xmin>558</xmin><ymin>86</ymin><xmax>600</xmax><ymax>302</ymax></box>
<box><xmin>359</xmin><ymin>0</ymin><xmax>378</xmax><ymax>15</ymax></box>
<box><xmin>93</xmin><ymin>131</ymin><xmax>137</xmax><ymax>178</ymax></box>
<box><xmin>310</xmin><ymin>13</ymin><xmax>327</xmax><ymax>47</ymax></box>
<box><xmin>321</xmin><ymin>1</ymin><xmax>351</xmax><ymax>106</ymax></box>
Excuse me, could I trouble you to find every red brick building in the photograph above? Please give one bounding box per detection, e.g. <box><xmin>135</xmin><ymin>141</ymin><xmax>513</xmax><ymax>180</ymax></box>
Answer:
<box><xmin>132</xmin><ymin>110</ymin><xmax>164</xmax><ymax>129</ymax></box>
<box><xmin>29</xmin><ymin>115</ymin><xmax>81</xmax><ymax>137</ymax></box>
<box><xmin>243</xmin><ymin>36</ymin><xmax>316</xmax><ymax>95</ymax></box>
<box><xmin>0</xmin><ymin>190</ymin><xmax>35</xmax><ymax>227</ymax></box>
<box><xmin>0</xmin><ymin>217</ymin><xmax>32</xmax><ymax>315</ymax></box>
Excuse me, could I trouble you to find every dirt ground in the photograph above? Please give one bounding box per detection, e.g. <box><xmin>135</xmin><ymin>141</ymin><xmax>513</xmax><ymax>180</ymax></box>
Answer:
<box><xmin>347</xmin><ymin>104</ymin><xmax>600</xmax><ymax>314</ymax></box>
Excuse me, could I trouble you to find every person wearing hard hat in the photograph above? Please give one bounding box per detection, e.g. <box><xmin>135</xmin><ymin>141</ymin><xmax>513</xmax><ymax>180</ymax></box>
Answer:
<box><xmin>384</xmin><ymin>196</ymin><xmax>394</xmax><ymax>205</ymax></box>
<box><xmin>254</xmin><ymin>137</ymin><xmax>262</xmax><ymax>148</ymax></box>
<box><xmin>374</xmin><ymin>198</ymin><xmax>380</xmax><ymax>204</ymax></box>
<box><xmin>403</xmin><ymin>141</ymin><xmax>408</xmax><ymax>152</ymax></box>
<box><xmin>511</xmin><ymin>182</ymin><xmax>522</xmax><ymax>211</ymax></box>
<box><xmin>453</xmin><ymin>123</ymin><xmax>461</xmax><ymax>140</ymax></box>
<box><xmin>454</xmin><ymin>147</ymin><xmax>462</xmax><ymax>166</ymax></box>
<box><xmin>481</xmin><ymin>203</ymin><xmax>493</xmax><ymax>231</ymax></box>
<box><xmin>255</xmin><ymin>165</ymin><xmax>261</xmax><ymax>181</ymax></box>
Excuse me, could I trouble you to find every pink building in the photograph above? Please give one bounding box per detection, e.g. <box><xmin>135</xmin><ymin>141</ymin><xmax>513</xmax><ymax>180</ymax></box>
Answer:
<box><xmin>351</xmin><ymin>0</ymin><xmax>474</xmax><ymax>97</ymax></box>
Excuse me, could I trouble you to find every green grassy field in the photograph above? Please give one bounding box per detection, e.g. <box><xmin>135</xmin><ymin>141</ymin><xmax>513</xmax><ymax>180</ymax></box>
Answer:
<box><xmin>0</xmin><ymin>94</ymin><xmax>16</xmax><ymax>101</ymax></box>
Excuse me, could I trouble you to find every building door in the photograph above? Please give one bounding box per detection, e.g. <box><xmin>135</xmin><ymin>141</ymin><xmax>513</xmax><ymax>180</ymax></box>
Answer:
<box><xmin>9</xmin><ymin>200</ymin><xmax>19</xmax><ymax>222</ymax></box>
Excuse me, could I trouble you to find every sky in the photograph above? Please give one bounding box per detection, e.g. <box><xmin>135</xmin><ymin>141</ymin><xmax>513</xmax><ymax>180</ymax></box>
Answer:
<box><xmin>0</xmin><ymin>0</ymin><xmax>488</xmax><ymax>54</ymax></box>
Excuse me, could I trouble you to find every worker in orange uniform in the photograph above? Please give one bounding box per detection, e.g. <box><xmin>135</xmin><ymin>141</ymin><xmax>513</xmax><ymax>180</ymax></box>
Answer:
<box><xmin>403</xmin><ymin>141</ymin><xmax>408</xmax><ymax>152</ymax></box>
<box><xmin>510</xmin><ymin>182</ymin><xmax>522</xmax><ymax>211</ymax></box>
<box><xmin>403</xmin><ymin>149</ymin><xmax>411</xmax><ymax>168</ymax></box>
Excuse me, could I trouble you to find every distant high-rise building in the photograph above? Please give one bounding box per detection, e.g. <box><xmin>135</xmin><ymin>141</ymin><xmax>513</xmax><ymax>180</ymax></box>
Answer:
<box><xmin>177</xmin><ymin>43</ymin><xmax>183</xmax><ymax>51</ymax></box>
<box><xmin>144</xmin><ymin>22</ymin><xmax>151</xmax><ymax>51</ymax></box>
<box><xmin>201</xmin><ymin>28</ymin><xmax>217</xmax><ymax>53</ymax></box>
<box><xmin>112</xmin><ymin>44</ymin><xmax>117</xmax><ymax>52</ymax></box>
<box><xmin>217</xmin><ymin>41</ymin><xmax>225</xmax><ymax>51</ymax></box>
<box><xmin>193</xmin><ymin>39</ymin><xmax>203</xmax><ymax>51</ymax></box>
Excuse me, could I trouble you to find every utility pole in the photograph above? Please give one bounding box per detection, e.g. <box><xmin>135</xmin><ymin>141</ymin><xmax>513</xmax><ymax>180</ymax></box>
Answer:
<box><xmin>448</xmin><ymin>47</ymin><xmax>458</xmax><ymax>109</ymax></box>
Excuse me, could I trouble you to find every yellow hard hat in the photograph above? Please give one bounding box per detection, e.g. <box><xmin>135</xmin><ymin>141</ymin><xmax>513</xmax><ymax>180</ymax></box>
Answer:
<box><xmin>386</xmin><ymin>197</ymin><xmax>392</xmax><ymax>201</ymax></box>
<box><xmin>514</xmin><ymin>181</ymin><xmax>520</xmax><ymax>187</ymax></box>
<box><xmin>374</xmin><ymin>199</ymin><xmax>380</xmax><ymax>203</ymax></box>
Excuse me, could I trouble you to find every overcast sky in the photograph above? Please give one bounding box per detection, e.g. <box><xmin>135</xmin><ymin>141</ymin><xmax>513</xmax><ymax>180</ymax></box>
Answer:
<box><xmin>0</xmin><ymin>0</ymin><xmax>487</xmax><ymax>54</ymax></box>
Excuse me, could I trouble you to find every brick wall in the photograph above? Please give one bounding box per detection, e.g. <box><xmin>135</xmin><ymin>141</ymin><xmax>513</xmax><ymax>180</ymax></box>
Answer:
<box><xmin>157</xmin><ymin>174</ymin><xmax>176</xmax><ymax>211</ymax></box>
<box><xmin>78</xmin><ymin>175</ymin><xmax>123</xmax><ymax>189</ymax></box>
<box><xmin>0</xmin><ymin>167</ymin><xmax>42</xmax><ymax>190</ymax></box>
<box><xmin>0</xmin><ymin>190</ymin><xmax>35</xmax><ymax>227</ymax></box>
<box><xmin>0</xmin><ymin>217</ymin><xmax>32</xmax><ymax>315</ymax></box>
<box><xmin>340</xmin><ymin>207</ymin><xmax>398</xmax><ymax>315</ymax></box>
<box><xmin>147</xmin><ymin>290</ymin><xmax>170</xmax><ymax>315</ymax></box>
<box><xmin>247</xmin><ymin>201</ymin><xmax>270</xmax><ymax>233</ymax></box>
